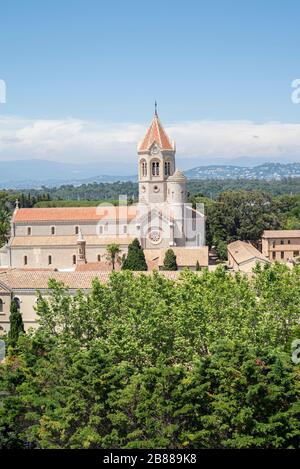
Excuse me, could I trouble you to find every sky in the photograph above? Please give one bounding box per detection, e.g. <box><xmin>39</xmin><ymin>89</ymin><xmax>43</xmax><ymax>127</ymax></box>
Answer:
<box><xmin>1</xmin><ymin>0</ymin><xmax>300</xmax><ymax>170</ymax></box>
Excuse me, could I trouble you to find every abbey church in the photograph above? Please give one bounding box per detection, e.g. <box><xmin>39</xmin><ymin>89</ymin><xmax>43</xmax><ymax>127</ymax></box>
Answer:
<box><xmin>0</xmin><ymin>110</ymin><xmax>207</xmax><ymax>272</ymax></box>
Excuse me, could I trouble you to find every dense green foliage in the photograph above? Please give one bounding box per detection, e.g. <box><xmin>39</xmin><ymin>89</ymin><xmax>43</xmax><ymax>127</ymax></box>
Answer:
<box><xmin>162</xmin><ymin>249</ymin><xmax>178</xmax><ymax>270</ymax></box>
<box><xmin>3</xmin><ymin>176</ymin><xmax>300</xmax><ymax>206</ymax></box>
<box><xmin>201</xmin><ymin>191</ymin><xmax>282</xmax><ymax>259</ymax></box>
<box><xmin>122</xmin><ymin>238</ymin><xmax>147</xmax><ymax>271</ymax></box>
<box><xmin>0</xmin><ymin>197</ymin><xmax>11</xmax><ymax>247</ymax></box>
<box><xmin>187</xmin><ymin>177</ymin><xmax>300</xmax><ymax>198</ymax></box>
<box><xmin>4</xmin><ymin>176</ymin><xmax>300</xmax><ymax>201</ymax></box>
<box><xmin>0</xmin><ymin>265</ymin><xmax>300</xmax><ymax>449</ymax></box>
<box><xmin>7</xmin><ymin>301</ymin><xmax>25</xmax><ymax>348</ymax></box>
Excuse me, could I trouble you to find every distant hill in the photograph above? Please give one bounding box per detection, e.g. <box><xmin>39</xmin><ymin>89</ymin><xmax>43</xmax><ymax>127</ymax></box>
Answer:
<box><xmin>0</xmin><ymin>160</ymin><xmax>136</xmax><ymax>188</ymax></box>
<box><xmin>185</xmin><ymin>162</ymin><xmax>300</xmax><ymax>180</ymax></box>
<box><xmin>1</xmin><ymin>160</ymin><xmax>300</xmax><ymax>189</ymax></box>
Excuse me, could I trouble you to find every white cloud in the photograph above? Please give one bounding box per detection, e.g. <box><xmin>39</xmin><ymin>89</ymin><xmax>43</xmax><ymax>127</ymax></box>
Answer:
<box><xmin>0</xmin><ymin>115</ymin><xmax>300</xmax><ymax>164</ymax></box>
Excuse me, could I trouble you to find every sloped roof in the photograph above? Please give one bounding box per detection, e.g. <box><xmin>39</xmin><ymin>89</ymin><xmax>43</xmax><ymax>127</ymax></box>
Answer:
<box><xmin>0</xmin><ymin>269</ymin><xmax>185</xmax><ymax>290</ymax></box>
<box><xmin>76</xmin><ymin>262</ymin><xmax>122</xmax><ymax>272</ymax></box>
<box><xmin>0</xmin><ymin>283</ymin><xmax>11</xmax><ymax>293</ymax></box>
<box><xmin>144</xmin><ymin>246</ymin><xmax>209</xmax><ymax>267</ymax></box>
<box><xmin>139</xmin><ymin>113</ymin><xmax>174</xmax><ymax>152</ymax></box>
<box><xmin>262</xmin><ymin>230</ymin><xmax>300</xmax><ymax>239</ymax></box>
<box><xmin>11</xmin><ymin>235</ymin><xmax>135</xmax><ymax>247</ymax></box>
<box><xmin>14</xmin><ymin>206</ymin><xmax>137</xmax><ymax>223</ymax></box>
<box><xmin>227</xmin><ymin>240</ymin><xmax>269</xmax><ymax>265</ymax></box>
<box><xmin>168</xmin><ymin>169</ymin><xmax>187</xmax><ymax>182</ymax></box>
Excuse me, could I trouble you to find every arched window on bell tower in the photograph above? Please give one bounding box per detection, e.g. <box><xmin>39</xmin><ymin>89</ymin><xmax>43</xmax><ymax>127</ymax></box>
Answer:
<box><xmin>164</xmin><ymin>161</ymin><xmax>171</xmax><ymax>176</ymax></box>
<box><xmin>140</xmin><ymin>159</ymin><xmax>147</xmax><ymax>177</ymax></box>
<box><xmin>152</xmin><ymin>161</ymin><xmax>160</xmax><ymax>176</ymax></box>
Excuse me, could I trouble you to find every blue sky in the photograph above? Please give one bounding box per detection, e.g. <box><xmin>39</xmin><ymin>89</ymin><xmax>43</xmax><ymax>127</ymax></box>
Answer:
<box><xmin>1</xmin><ymin>0</ymin><xmax>300</xmax><ymax>168</ymax></box>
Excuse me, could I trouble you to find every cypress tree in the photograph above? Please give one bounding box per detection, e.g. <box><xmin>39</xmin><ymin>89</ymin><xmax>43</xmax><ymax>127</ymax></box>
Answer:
<box><xmin>122</xmin><ymin>238</ymin><xmax>147</xmax><ymax>271</ymax></box>
<box><xmin>8</xmin><ymin>300</ymin><xmax>24</xmax><ymax>347</ymax></box>
<box><xmin>196</xmin><ymin>260</ymin><xmax>201</xmax><ymax>271</ymax></box>
<box><xmin>163</xmin><ymin>249</ymin><xmax>178</xmax><ymax>271</ymax></box>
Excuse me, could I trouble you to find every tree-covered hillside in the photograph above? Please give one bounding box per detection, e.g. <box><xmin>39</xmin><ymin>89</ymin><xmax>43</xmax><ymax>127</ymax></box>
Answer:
<box><xmin>2</xmin><ymin>177</ymin><xmax>300</xmax><ymax>203</ymax></box>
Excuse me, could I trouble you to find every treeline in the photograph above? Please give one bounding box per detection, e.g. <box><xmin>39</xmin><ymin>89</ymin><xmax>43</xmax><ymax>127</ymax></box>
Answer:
<box><xmin>3</xmin><ymin>177</ymin><xmax>300</xmax><ymax>203</ymax></box>
<box><xmin>188</xmin><ymin>176</ymin><xmax>300</xmax><ymax>198</ymax></box>
<box><xmin>1</xmin><ymin>266</ymin><xmax>300</xmax><ymax>448</ymax></box>
<box><xmin>191</xmin><ymin>191</ymin><xmax>300</xmax><ymax>259</ymax></box>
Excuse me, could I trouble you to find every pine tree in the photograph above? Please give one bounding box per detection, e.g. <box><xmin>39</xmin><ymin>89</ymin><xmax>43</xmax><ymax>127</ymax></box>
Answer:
<box><xmin>8</xmin><ymin>300</ymin><xmax>24</xmax><ymax>347</ymax></box>
<box><xmin>163</xmin><ymin>249</ymin><xmax>178</xmax><ymax>271</ymax></box>
<box><xmin>122</xmin><ymin>238</ymin><xmax>147</xmax><ymax>271</ymax></box>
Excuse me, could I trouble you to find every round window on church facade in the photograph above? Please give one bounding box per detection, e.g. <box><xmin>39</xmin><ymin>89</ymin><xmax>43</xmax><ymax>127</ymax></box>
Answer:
<box><xmin>141</xmin><ymin>185</ymin><xmax>146</xmax><ymax>193</ymax></box>
<box><xmin>149</xmin><ymin>230</ymin><xmax>161</xmax><ymax>244</ymax></box>
<box><xmin>153</xmin><ymin>185</ymin><xmax>160</xmax><ymax>192</ymax></box>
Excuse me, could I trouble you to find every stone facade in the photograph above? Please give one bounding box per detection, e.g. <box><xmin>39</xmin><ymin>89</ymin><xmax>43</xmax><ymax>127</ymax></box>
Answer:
<box><xmin>261</xmin><ymin>230</ymin><xmax>300</xmax><ymax>262</ymax></box>
<box><xmin>0</xmin><ymin>110</ymin><xmax>206</xmax><ymax>271</ymax></box>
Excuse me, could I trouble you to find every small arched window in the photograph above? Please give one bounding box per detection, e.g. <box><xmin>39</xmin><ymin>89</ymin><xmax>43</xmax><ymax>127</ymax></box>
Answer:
<box><xmin>48</xmin><ymin>255</ymin><xmax>52</xmax><ymax>265</ymax></box>
<box><xmin>75</xmin><ymin>226</ymin><xmax>79</xmax><ymax>235</ymax></box>
<box><xmin>0</xmin><ymin>299</ymin><xmax>3</xmax><ymax>313</ymax></box>
<box><xmin>152</xmin><ymin>161</ymin><xmax>159</xmax><ymax>176</ymax></box>
<box><xmin>97</xmin><ymin>254</ymin><xmax>101</xmax><ymax>262</ymax></box>
<box><xmin>27</xmin><ymin>227</ymin><xmax>32</xmax><ymax>236</ymax></box>
<box><xmin>141</xmin><ymin>160</ymin><xmax>147</xmax><ymax>177</ymax></box>
<box><xmin>24</xmin><ymin>255</ymin><xmax>28</xmax><ymax>266</ymax></box>
<box><xmin>72</xmin><ymin>255</ymin><xmax>76</xmax><ymax>265</ymax></box>
<box><xmin>164</xmin><ymin>161</ymin><xmax>171</xmax><ymax>176</ymax></box>
<box><xmin>51</xmin><ymin>226</ymin><xmax>55</xmax><ymax>235</ymax></box>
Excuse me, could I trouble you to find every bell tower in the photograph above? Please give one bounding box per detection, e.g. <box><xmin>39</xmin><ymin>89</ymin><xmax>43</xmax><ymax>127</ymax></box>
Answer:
<box><xmin>138</xmin><ymin>105</ymin><xmax>176</xmax><ymax>204</ymax></box>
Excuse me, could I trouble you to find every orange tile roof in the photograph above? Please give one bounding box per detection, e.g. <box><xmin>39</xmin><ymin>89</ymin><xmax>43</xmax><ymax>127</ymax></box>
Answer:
<box><xmin>14</xmin><ymin>206</ymin><xmax>137</xmax><ymax>223</ymax></box>
<box><xmin>144</xmin><ymin>247</ymin><xmax>209</xmax><ymax>267</ymax></box>
<box><xmin>76</xmin><ymin>258</ymin><xmax>160</xmax><ymax>272</ymax></box>
<box><xmin>139</xmin><ymin>114</ymin><xmax>174</xmax><ymax>152</ymax></box>
<box><xmin>227</xmin><ymin>241</ymin><xmax>269</xmax><ymax>265</ymax></box>
<box><xmin>0</xmin><ymin>269</ymin><xmax>185</xmax><ymax>290</ymax></box>
<box><xmin>76</xmin><ymin>262</ymin><xmax>121</xmax><ymax>272</ymax></box>
<box><xmin>11</xmin><ymin>235</ymin><xmax>135</xmax><ymax>247</ymax></box>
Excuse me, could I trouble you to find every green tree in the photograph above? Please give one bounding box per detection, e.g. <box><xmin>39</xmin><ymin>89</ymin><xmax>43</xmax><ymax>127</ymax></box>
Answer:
<box><xmin>1</xmin><ymin>266</ymin><xmax>300</xmax><ymax>449</ymax></box>
<box><xmin>206</xmin><ymin>190</ymin><xmax>282</xmax><ymax>256</ymax></box>
<box><xmin>162</xmin><ymin>249</ymin><xmax>178</xmax><ymax>271</ymax></box>
<box><xmin>8</xmin><ymin>300</ymin><xmax>24</xmax><ymax>348</ymax></box>
<box><xmin>0</xmin><ymin>205</ymin><xmax>11</xmax><ymax>247</ymax></box>
<box><xmin>215</xmin><ymin>240</ymin><xmax>228</xmax><ymax>261</ymax></box>
<box><xmin>106</xmin><ymin>244</ymin><xmax>121</xmax><ymax>271</ymax></box>
<box><xmin>122</xmin><ymin>238</ymin><xmax>147</xmax><ymax>271</ymax></box>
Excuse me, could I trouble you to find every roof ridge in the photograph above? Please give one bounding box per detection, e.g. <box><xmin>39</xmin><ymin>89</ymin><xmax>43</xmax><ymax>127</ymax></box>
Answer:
<box><xmin>139</xmin><ymin>113</ymin><xmax>174</xmax><ymax>152</ymax></box>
